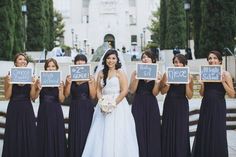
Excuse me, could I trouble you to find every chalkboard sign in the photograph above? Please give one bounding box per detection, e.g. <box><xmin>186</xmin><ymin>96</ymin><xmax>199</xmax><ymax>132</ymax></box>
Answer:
<box><xmin>40</xmin><ymin>71</ymin><xmax>61</xmax><ymax>87</ymax></box>
<box><xmin>136</xmin><ymin>63</ymin><xmax>158</xmax><ymax>80</ymax></box>
<box><xmin>167</xmin><ymin>67</ymin><xmax>189</xmax><ymax>84</ymax></box>
<box><xmin>10</xmin><ymin>67</ymin><xmax>33</xmax><ymax>84</ymax></box>
<box><xmin>200</xmin><ymin>65</ymin><xmax>222</xmax><ymax>82</ymax></box>
<box><xmin>70</xmin><ymin>64</ymin><xmax>91</xmax><ymax>81</ymax></box>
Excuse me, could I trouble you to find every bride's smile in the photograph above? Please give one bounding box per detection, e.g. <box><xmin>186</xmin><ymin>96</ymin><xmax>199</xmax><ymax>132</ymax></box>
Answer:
<box><xmin>106</xmin><ymin>54</ymin><xmax>117</xmax><ymax>69</ymax></box>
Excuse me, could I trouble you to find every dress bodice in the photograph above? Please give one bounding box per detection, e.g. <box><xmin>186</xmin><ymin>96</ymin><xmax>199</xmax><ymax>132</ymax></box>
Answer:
<box><xmin>40</xmin><ymin>87</ymin><xmax>59</xmax><ymax>102</ymax></box>
<box><xmin>71</xmin><ymin>82</ymin><xmax>90</xmax><ymax>99</ymax></box>
<box><xmin>166</xmin><ymin>84</ymin><xmax>186</xmax><ymax>98</ymax></box>
<box><xmin>101</xmin><ymin>76</ymin><xmax>120</xmax><ymax>95</ymax></box>
<box><xmin>136</xmin><ymin>80</ymin><xmax>154</xmax><ymax>95</ymax></box>
<box><xmin>11</xmin><ymin>84</ymin><xmax>31</xmax><ymax>100</ymax></box>
<box><xmin>203</xmin><ymin>82</ymin><xmax>226</xmax><ymax>98</ymax></box>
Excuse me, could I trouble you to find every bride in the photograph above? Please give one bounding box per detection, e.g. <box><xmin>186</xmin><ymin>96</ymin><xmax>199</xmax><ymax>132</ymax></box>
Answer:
<box><xmin>82</xmin><ymin>49</ymin><xmax>139</xmax><ymax>157</ymax></box>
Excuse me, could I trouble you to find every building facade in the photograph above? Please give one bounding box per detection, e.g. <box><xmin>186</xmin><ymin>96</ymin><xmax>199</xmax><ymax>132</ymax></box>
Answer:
<box><xmin>53</xmin><ymin>0</ymin><xmax>159</xmax><ymax>53</ymax></box>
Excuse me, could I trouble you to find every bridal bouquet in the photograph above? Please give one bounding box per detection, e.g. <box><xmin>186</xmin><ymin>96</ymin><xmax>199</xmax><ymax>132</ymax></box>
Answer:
<box><xmin>98</xmin><ymin>95</ymin><xmax>116</xmax><ymax>114</ymax></box>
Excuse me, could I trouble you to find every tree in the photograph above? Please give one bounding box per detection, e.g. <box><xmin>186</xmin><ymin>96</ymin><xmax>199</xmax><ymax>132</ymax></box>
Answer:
<box><xmin>44</xmin><ymin>0</ymin><xmax>54</xmax><ymax>50</ymax></box>
<box><xmin>0</xmin><ymin>0</ymin><xmax>15</xmax><ymax>60</ymax></box>
<box><xmin>165</xmin><ymin>0</ymin><xmax>186</xmax><ymax>49</ymax></box>
<box><xmin>159</xmin><ymin>0</ymin><xmax>167</xmax><ymax>49</ymax></box>
<box><xmin>192</xmin><ymin>0</ymin><xmax>202</xmax><ymax>58</ymax></box>
<box><xmin>26</xmin><ymin>0</ymin><xmax>46</xmax><ymax>51</ymax></box>
<box><xmin>54</xmin><ymin>10</ymin><xmax>65</xmax><ymax>46</ymax></box>
<box><xmin>149</xmin><ymin>9</ymin><xmax>160</xmax><ymax>47</ymax></box>
<box><xmin>12</xmin><ymin>0</ymin><xmax>24</xmax><ymax>55</ymax></box>
<box><xmin>198</xmin><ymin>0</ymin><xmax>235</xmax><ymax>58</ymax></box>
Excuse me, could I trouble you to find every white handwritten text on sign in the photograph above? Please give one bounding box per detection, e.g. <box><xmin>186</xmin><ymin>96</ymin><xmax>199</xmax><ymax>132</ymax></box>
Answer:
<box><xmin>136</xmin><ymin>63</ymin><xmax>158</xmax><ymax>80</ymax></box>
<box><xmin>167</xmin><ymin>67</ymin><xmax>189</xmax><ymax>84</ymax></box>
<box><xmin>10</xmin><ymin>67</ymin><xmax>33</xmax><ymax>84</ymax></box>
<box><xmin>70</xmin><ymin>64</ymin><xmax>91</xmax><ymax>81</ymax></box>
<box><xmin>40</xmin><ymin>71</ymin><xmax>61</xmax><ymax>87</ymax></box>
<box><xmin>200</xmin><ymin>65</ymin><xmax>222</xmax><ymax>82</ymax></box>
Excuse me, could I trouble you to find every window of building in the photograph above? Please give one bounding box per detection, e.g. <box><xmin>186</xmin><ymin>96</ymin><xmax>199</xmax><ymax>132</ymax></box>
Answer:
<box><xmin>83</xmin><ymin>0</ymin><xmax>90</xmax><ymax>8</ymax></box>
<box><xmin>129</xmin><ymin>0</ymin><xmax>136</xmax><ymax>7</ymax></box>
<box><xmin>129</xmin><ymin>15</ymin><xmax>136</xmax><ymax>25</ymax></box>
<box><xmin>131</xmin><ymin>35</ymin><xmax>137</xmax><ymax>45</ymax></box>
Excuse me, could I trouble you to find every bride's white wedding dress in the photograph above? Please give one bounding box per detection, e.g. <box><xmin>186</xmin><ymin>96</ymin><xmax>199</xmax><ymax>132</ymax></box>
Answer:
<box><xmin>82</xmin><ymin>76</ymin><xmax>139</xmax><ymax>157</ymax></box>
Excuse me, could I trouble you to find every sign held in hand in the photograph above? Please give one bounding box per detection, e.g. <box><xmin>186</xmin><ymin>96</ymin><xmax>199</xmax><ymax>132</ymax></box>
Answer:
<box><xmin>40</xmin><ymin>71</ymin><xmax>61</xmax><ymax>87</ymax></box>
<box><xmin>200</xmin><ymin>65</ymin><xmax>222</xmax><ymax>82</ymax></box>
<box><xmin>136</xmin><ymin>63</ymin><xmax>158</xmax><ymax>80</ymax></box>
<box><xmin>10</xmin><ymin>67</ymin><xmax>33</xmax><ymax>84</ymax></box>
<box><xmin>70</xmin><ymin>64</ymin><xmax>91</xmax><ymax>81</ymax></box>
<box><xmin>167</xmin><ymin>67</ymin><xmax>189</xmax><ymax>84</ymax></box>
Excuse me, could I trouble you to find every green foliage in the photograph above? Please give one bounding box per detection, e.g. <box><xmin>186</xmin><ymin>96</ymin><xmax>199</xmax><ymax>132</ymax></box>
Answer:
<box><xmin>159</xmin><ymin>0</ymin><xmax>167</xmax><ymax>49</ymax></box>
<box><xmin>54</xmin><ymin>10</ymin><xmax>65</xmax><ymax>46</ymax></box>
<box><xmin>26</xmin><ymin>0</ymin><xmax>45</xmax><ymax>51</ymax></box>
<box><xmin>165</xmin><ymin>0</ymin><xmax>186</xmax><ymax>49</ymax></box>
<box><xmin>192</xmin><ymin>0</ymin><xmax>202</xmax><ymax>58</ymax></box>
<box><xmin>149</xmin><ymin>9</ymin><xmax>160</xmax><ymax>48</ymax></box>
<box><xmin>0</xmin><ymin>0</ymin><xmax>15</xmax><ymax>60</ymax></box>
<box><xmin>198</xmin><ymin>0</ymin><xmax>235</xmax><ymax>58</ymax></box>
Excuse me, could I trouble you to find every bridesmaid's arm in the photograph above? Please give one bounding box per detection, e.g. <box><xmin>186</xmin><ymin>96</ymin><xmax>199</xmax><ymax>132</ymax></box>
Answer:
<box><xmin>30</xmin><ymin>77</ymin><xmax>41</xmax><ymax>101</ymax></box>
<box><xmin>96</xmin><ymin>71</ymin><xmax>103</xmax><ymax>100</ymax></box>
<box><xmin>88</xmin><ymin>75</ymin><xmax>96</xmax><ymax>99</ymax></box>
<box><xmin>64</xmin><ymin>75</ymin><xmax>72</xmax><ymax>98</ymax></box>
<box><xmin>160</xmin><ymin>73</ymin><xmax>170</xmax><ymax>95</ymax></box>
<box><xmin>152</xmin><ymin>73</ymin><xmax>162</xmax><ymax>96</ymax></box>
<box><xmin>185</xmin><ymin>74</ymin><xmax>193</xmax><ymax>99</ymax></box>
<box><xmin>4</xmin><ymin>74</ymin><xmax>12</xmax><ymax>100</ymax></box>
<box><xmin>116</xmin><ymin>70</ymin><xmax>128</xmax><ymax>105</ymax></box>
<box><xmin>222</xmin><ymin>71</ymin><xmax>235</xmax><ymax>98</ymax></box>
<box><xmin>58</xmin><ymin>81</ymin><xmax>65</xmax><ymax>103</ymax></box>
<box><xmin>198</xmin><ymin>77</ymin><xmax>204</xmax><ymax>97</ymax></box>
<box><xmin>129</xmin><ymin>71</ymin><xmax>139</xmax><ymax>94</ymax></box>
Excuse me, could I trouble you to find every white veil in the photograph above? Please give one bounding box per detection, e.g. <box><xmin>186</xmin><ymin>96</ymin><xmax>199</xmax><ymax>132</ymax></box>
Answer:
<box><xmin>95</xmin><ymin>49</ymin><xmax>127</xmax><ymax>80</ymax></box>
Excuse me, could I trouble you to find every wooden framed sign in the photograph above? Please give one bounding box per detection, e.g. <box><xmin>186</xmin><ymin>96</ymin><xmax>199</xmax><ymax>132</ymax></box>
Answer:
<box><xmin>167</xmin><ymin>67</ymin><xmax>189</xmax><ymax>84</ymax></box>
<box><xmin>70</xmin><ymin>64</ymin><xmax>91</xmax><ymax>81</ymax></box>
<box><xmin>136</xmin><ymin>63</ymin><xmax>158</xmax><ymax>80</ymax></box>
<box><xmin>200</xmin><ymin>65</ymin><xmax>222</xmax><ymax>82</ymax></box>
<box><xmin>40</xmin><ymin>71</ymin><xmax>61</xmax><ymax>87</ymax></box>
<box><xmin>10</xmin><ymin>67</ymin><xmax>33</xmax><ymax>84</ymax></box>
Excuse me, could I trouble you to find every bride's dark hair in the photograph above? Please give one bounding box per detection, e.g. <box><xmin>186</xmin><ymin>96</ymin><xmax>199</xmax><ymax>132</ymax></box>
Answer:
<box><xmin>102</xmin><ymin>49</ymin><xmax>122</xmax><ymax>87</ymax></box>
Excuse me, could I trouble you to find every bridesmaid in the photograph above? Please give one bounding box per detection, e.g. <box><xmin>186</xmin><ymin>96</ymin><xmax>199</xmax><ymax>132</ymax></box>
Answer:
<box><xmin>2</xmin><ymin>53</ymin><xmax>38</xmax><ymax>157</ymax></box>
<box><xmin>161</xmin><ymin>54</ymin><xmax>193</xmax><ymax>157</ymax></box>
<box><xmin>35</xmin><ymin>58</ymin><xmax>67</xmax><ymax>157</ymax></box>
<box><xmin>129</xmin><ymin>50</ymin><xmax>162</xmax><ymax>157</ymax></box>
<box><xmin>65</xmin><ymin>54</ymin><xmax>96</xmax><ymax>157</ymax></box>
<box><xmin>192</xmin><ymin>50</ymin><xmax>235</xmax><ymax>157</ymax></box>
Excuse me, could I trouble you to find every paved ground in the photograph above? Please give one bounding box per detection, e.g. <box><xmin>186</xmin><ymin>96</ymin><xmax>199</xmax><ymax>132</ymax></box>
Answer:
<box><xmin>0</xmin><ymin>98</ymin><xmax>235</xmax><ymax>156</ymax></box>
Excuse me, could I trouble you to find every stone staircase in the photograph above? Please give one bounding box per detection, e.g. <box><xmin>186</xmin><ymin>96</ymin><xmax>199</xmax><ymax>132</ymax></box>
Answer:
<box><xmin>0</xmin><ymin>77</ymin><xmax>5</xmax><ymax>101</ymax></box>
<box><xmin>192</xmin><ymin>73</ymin><xmax>201</xmax><ymax>98</ymax></box>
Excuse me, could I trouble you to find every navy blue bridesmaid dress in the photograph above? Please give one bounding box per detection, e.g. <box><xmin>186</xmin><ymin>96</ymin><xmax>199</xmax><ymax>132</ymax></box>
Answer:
<box><xmin>131</xmin><ymin>80</ymin><xmax>161</xmax><ymax>157</ymax></box>
<box><xmin>192</xmin><ymin>82</ymin><xmax>228</xmax><ymax>157</ymax></box>
<box><xmin>68</xmin><ymin>82</ymin><xmax>94</xmax><ymax>157</ymax></box>
<box><xmin>2</xmin><ymin>84</ymin><xmax>37</xmax><ymax>157</ymax></box>
<box><xmin>161</xmin><ymin>84</ymin><xmax>190</xmax><ymax>157</ymax></box>
<box><xmin>37</xmin><ymin>87</ymin><xmax>66</xmax><ymax>157</ymax></box>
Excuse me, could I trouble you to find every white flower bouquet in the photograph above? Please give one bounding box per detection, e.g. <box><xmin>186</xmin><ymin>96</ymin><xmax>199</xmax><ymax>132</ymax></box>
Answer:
<box><xmin>98</xmin><ymin>95</ymin><xmax>116</xmax><ymax>114</ymax></box>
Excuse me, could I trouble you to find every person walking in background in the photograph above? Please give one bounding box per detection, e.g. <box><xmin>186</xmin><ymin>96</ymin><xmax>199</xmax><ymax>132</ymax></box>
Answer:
<box><xmin>35</xmin><ymin>58</ymin><xmax>67</xmax><ymax>157</ymax></box>
<box><xmin>2</xmin><ymin>53</ymin><xmax>38</xmax><ymax>157</ymax></box>
<box><xmin>129</xmin><ymin>50</ymin><xmax>162</xmax><ymax>157</ymax></box>
<box><xmin>65</xmin><ymin>54</ymin><xmax>96</xmax><ymax>157</ymax></box>
<box><xmin>82</xmin><ymin>49</ymin><xmax>139</xmax><ymax>157</ymax></box>
<box><xmin>161</xmin><ymin>54</ymin><xmax>193</xmax><ymax>157</ymax></box>
<box><xmin>192</xmin><ymin>50</ymin><xmax>235</xmax><ymax>157</ymax></box>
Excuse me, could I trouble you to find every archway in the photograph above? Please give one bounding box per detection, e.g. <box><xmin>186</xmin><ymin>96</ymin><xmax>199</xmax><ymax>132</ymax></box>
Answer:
<box><xmin>104</xmin><ymin>34</ymin><xmax>115</xmax><ymax>48</ymax></box>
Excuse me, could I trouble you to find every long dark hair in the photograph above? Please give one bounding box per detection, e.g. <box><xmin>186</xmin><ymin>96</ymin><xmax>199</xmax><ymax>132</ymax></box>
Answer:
<box><xmin>172</xmin><ymin>54</ymin><xmax>188</xmax><ymax>66</ymax></box>
<box><xmin>74</xmin><ymin>54</ymin><xmax>87</xmax><ymax>64</ymax></box>
<box><xmin>141</xmin><ymin>50</ymin><xmax>156</xmax><ymax>63</ymax></box>
<box><xmin>102</xmin><ymin>49</ymin><xmax>121</xmax><ymax>87</ymax></box>
<box><xmin>44</xmin><ymin>58</ymin><xmax>59</xmax><ymax>70</ymax></box>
